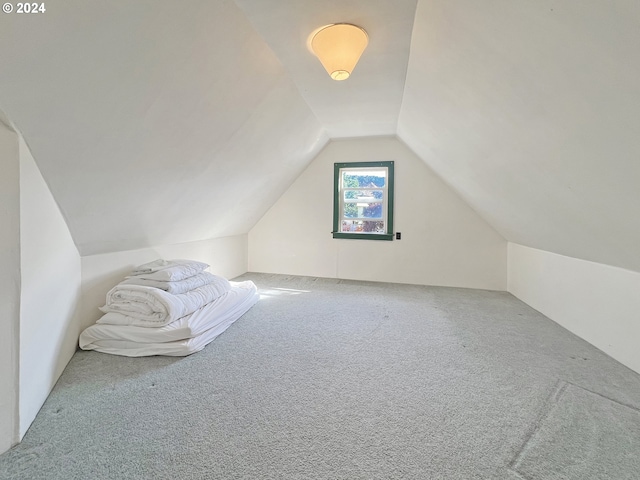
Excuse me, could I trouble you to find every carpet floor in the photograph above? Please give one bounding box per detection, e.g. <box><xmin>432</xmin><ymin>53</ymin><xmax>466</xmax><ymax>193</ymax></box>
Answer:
<box><xmin>1</xmin><ymin>273</ymin><xmax>639</xmax><ymax>479</ymax></box>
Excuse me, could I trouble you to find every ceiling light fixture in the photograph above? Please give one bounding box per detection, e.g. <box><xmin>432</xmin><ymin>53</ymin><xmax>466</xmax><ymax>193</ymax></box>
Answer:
<box><xmin>310</xmin><ymin>24</ymin><xmax>368</xmax><ymax>81</ymax></box>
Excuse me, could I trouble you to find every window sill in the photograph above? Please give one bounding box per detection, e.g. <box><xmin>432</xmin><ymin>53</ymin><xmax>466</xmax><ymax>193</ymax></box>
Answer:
<box><xmin>332</xmin><ymin>232</ymin><xmax>394</xmax><ymax>241</ymax></box>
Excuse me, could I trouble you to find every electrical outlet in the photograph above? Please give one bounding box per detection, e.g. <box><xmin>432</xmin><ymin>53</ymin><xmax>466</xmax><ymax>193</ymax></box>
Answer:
<box><xmin>396</xmin><ymin>232</ymin><xmax>401</xmax><ymax>240</ymax></box>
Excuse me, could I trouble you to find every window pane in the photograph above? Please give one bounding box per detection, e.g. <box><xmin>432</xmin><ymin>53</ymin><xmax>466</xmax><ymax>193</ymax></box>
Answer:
<box><xmin>342</xmin><ymin>201</ymin><xmax>383</xmax><ymax>219</ymax></box>
<box><xmin>342</xmin><ymin>170</ymin><xmax>386</xmax><ymax>188</ymax></box>
<box><xmin>341</xmin><ymin>220</ymin><xmax>385</xmax><ymax>233</ymax></box>
<box><xmin>344</xmin><ymin>189</ymin><xmax>383</xmax><ymax>200</ymax></box>
<box><xmin>343</xmin><ymin>202</ymin><xmax>359</xmax><ymax>218</ymax></box>
<box><xmin>344</xmin><ymin>190</ymin><xmax>359</xmax><ymax>200</ymax></box>
<box><xmin>362</xmin><ymin>202</ymin><xmax>383</xmax><ymax>219</ymax></box>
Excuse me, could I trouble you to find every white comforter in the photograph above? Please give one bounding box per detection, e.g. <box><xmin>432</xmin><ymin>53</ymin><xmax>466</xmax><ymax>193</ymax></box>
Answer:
<box><xmin>100</xmin><ymin>276</ymin><xmax>231</xmax><ymax>327</ymax></box>
<box><xmin>121</xmin><ymin>271</ymin><xmax>219</xmax><ymax>295</ymax></box>
<box><xmin>80</xmin><ymin>281</ymin><xmax>259</xmax><ymax>357</ymax></box>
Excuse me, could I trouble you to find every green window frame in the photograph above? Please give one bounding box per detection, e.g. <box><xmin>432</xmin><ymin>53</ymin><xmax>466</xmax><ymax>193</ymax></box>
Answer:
<box><xmin>332</xmin><ymin>161</ymin><xmax>395</xmax><ymax>241</ymax></box>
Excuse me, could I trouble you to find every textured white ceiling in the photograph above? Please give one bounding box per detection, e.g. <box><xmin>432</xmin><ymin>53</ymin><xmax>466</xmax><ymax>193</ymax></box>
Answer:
<box><xmin>1</xmin><ymin>0</ymin><xmax>639</xmax><ymax>273</ymax></box>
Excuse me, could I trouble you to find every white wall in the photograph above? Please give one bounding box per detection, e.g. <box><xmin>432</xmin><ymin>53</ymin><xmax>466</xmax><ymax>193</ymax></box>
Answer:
<box><xmin>249</xmin><ymin>137</ymin><xmax>506</xmax><ymax>290</ymax></box>
<box><xmin>18</xmin><ymin>136</ymin><xmax>82</xmax><ymax>438</ymax></box>
<box><xmin>508</xmin><ymin>243</ymin><xmax>640</xmax><ymax>374</ymax></box>
<box><xmin>80</xmin><ymin>235</ymin><xmax>248</xmax><ymax>330</ymax></box>
<box><xmin>0</xmin><ymin>114</ymin><xmax>20</xmax><ymax>453</ymax></box>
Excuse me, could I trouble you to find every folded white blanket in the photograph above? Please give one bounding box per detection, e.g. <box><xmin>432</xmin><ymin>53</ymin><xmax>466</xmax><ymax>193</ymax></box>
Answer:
<box><xmin>121</xmin><ymin>271</ymin><xmax>219</xmax><ymax>295</ymax></box>
<box><xmin>99</xmin><ymin>277</ymin><xmax>231</xmax><ymax>327</ymax></box>
<box><xmin>130</xmin><ymin>259</ymin><xmax>209</xmax><ymax>282</ymax></box>
<box><xmin>79</xmin><ymin>317</ymin><xmax>238</xmax><ymax>357</ymax></box>
<box><xmin>81</xmin><ymin>281</ymin><xmax>258</xmax><ymax>344</ymax></box>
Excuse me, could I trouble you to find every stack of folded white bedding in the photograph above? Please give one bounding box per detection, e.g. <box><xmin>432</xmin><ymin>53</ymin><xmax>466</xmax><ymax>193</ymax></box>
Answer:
<box><xmin>79</xmin><ymin>259</ymin><xmax>259</xmax><ymax>357</ymax></box>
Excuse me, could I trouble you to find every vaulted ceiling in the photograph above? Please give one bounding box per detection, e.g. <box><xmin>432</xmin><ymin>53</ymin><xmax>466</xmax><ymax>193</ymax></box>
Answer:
<box><xmin>1</xmin><ymin>0</ymin><xmax>638</xmax><ymax>272</ymax></box>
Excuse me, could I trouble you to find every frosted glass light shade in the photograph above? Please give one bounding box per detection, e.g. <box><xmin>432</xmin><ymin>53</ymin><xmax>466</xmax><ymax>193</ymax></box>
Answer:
<box><xmin>311</xmin><ymin>24</ymin><xmax>368</xmax><ymax>81</ymax></box>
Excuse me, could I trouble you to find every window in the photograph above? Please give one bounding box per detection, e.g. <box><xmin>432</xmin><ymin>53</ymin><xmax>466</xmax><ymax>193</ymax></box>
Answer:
<box><xmin>333</xmin><ymin>161</ymin><xmax>394</xmax><ymax>240</ymax></box>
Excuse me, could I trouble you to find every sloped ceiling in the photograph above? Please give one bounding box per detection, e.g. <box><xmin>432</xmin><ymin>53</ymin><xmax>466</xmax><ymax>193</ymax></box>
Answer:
<box><xmin>0</xmin><ymin>0</ymin><xmax>327</xmax><ymax>255</ymax></box>
<box><xmin>399</xmin><ymin>0</ymin><xmax>640</xmax><ymax>272</ymax></box>
<box><xmin>1</xmin><ymin>0</ymin><xmax>639</xmax><ymax>273</ymax></box>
